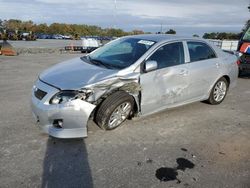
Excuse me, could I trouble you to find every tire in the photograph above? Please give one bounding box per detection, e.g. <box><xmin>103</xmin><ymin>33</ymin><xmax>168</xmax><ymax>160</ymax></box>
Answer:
<box><xmin>95</xmin><ymin>91</ymin><xmax>134</xmax><ymax>130</ymax></box>
<box><xmin>238</xmin><ymin>70</ymin><xmax>242</xmax><ymax>77</ymax></box>
<box><xmin>207</xmin><ymin>77</ymin><xmax>228</xmax><ymax>105</ymax></box>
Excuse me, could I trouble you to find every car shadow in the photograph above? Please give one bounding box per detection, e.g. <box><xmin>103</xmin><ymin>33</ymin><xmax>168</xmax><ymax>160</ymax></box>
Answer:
<box><xmin>41</xmin><ymin>137</ymin><xmax>93</xmax><ymax>188</ymax></box>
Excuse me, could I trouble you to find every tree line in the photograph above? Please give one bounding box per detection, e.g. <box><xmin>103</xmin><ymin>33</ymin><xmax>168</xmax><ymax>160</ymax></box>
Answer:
<box><xmin>203</xmin><ymin>19</ymin><xmax>250</xmax><ymax>40</ymax></box>
<box><xmin>202</xmin><ymin>32</ymin><xmax>242</xmax><ymax>40</ymax></box>
<box><xmin>0</xmin><ymin>19</ymin><xmax>249</xmax><ymax>39</ymax></box>
<box><xmin>0</xmin><ymin>19</ymin><xmax>146</xmax><ymax>38</ymax></box>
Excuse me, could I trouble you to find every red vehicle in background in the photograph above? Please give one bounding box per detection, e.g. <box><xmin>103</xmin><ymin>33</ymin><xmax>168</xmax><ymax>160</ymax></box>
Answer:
<box><xmin>237</xmin><ymin>26</ymin><xmax>250</xmax><ymax>76</ymax></box>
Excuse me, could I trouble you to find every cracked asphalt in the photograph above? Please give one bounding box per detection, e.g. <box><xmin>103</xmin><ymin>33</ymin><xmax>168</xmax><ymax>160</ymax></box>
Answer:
<box><xmin>0</xmin><ymin>53</ymin><xmax>249</xmax><ymax>188</ymax></box>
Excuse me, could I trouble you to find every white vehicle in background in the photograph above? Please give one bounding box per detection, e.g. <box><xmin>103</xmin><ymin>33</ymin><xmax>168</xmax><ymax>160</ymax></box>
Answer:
<box><xmin>81</xmin><ymin>38</ymin><xmax>100</xmax><ymax>53</ymax></box>
<box><xmin>62</xmin><ymin>35</ymin><xmax>72</xmax><ymax>40</ymax></box>
<box><xmin>21</xmin><ymin>32</ymin><xmax>30</xmax><ymax>40</ymax></box>
<box><xmin>53</xmin><ymin>34</ymin><xmax>64</xmax><ymax>39</ymax></box>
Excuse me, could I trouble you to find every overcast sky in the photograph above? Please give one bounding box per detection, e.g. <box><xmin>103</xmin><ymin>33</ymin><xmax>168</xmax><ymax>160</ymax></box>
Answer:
<box><xmin>0</xmin><ymin>0</ymin><xmax>249</xmax><ymax>36</ymax></box>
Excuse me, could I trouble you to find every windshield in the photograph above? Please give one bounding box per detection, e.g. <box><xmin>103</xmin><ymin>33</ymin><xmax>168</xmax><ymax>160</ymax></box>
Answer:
<box><xmin>86</xmin><ymin>37</ymin><xmax>155</xmax><ymax>69</ymax></box>
<box><xmin>242</xmin><ymin>27</ymin><xmax>250</xmax><ymax>41</ymax></box>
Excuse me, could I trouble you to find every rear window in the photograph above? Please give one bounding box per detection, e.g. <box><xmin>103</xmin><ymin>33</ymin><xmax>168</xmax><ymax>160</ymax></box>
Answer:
<box><xmin>187</xmin><ymin>41</ymin><xmax>216</xmax><ymax>62</ymax></box>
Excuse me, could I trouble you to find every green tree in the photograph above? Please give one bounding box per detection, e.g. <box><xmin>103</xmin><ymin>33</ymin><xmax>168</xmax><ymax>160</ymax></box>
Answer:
<box><xmin>34</xmin><ymin>23</ymin><xmax>48</xmax><ymax>33</ymax></box>
<box><xmin>242</xmin><ymin>19</ymin><xmax>250</xmax><ymax>32</ymax></box>
<box><xmin>106</xmin><ymin>28</ymin><xmax>126</xmax><ymax>37</ymax></box>
<box><xmin>0</xmin><ymin>18</ymin><xmax>147</xmax><ymax>37</ymax></box>
<box><xmin>203</xmin><ymin>32</ymin><xmax>217</xmax><ymax>39</ymax></box>
<box><xmin>3</xmin><ymin>19</ymin><xmax>22</xmax><ymax>31</ymax></box>
<box><xmin>22</xmin><ymin>20</ymin><xmax>34</xmax><ymax>32</ymax></box>
<box><xmin>132</xmin><ymin>30</ymin><xmax>144</xmax><ymax>35</ymax></box>
<box><xmin>203</xmin><ymin>32</ymin><xmax>240</xmax><ymax>40</ymax></box>
<box><xmin>165</xmin><ymin>29</ymin><xmax>176</xmax><ymax>34</ymax></box>
<box><xmin>0</xmin><ymin>19</ymin><xmax>3</xmax><ymax>32</ymax></box>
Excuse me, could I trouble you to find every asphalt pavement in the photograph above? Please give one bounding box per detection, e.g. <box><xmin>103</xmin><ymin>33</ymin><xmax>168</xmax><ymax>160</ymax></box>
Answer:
<box><xmin>0</xmin><ymin>53</ymin><xmax>249</xmax><ymax>188</ymax></box>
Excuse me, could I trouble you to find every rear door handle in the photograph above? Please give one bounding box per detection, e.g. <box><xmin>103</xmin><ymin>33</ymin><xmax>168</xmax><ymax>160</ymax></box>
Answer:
<box><xmin>179</xmin><ymin>69</ymin><xmax>188</xmax><ymax>76</ymax></box>
<box><xmin>215</xmin><ymin>62</ymin><xmax>220</xmax><ymax>68</ymax></box>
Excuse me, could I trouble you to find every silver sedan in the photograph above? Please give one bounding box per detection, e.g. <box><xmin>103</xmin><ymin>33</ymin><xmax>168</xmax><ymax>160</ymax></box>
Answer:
<box><xmin>31</xmin><ymin>34</ymin><xmax>238</xmax><ymax>138</ymax></box>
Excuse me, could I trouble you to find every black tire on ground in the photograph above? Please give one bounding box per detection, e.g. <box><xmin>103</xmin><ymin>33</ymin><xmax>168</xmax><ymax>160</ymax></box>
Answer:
<box><xmin>95</xmin><ymin>91</ymin><xmax>134</xmax><ymax>130</ymax></box>
<box><xmin>207</xmin><ymin>77</ymin><xmax>229</xmax><ymax>105</ymax></box>
<box><xmin>238</xmin><ymin>70</ymin><xmax>242</xmax><ymax>77</ymax></box>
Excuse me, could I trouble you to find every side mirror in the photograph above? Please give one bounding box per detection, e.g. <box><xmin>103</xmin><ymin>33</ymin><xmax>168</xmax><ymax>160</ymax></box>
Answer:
<box><xmin>145</xmin><ymin>60</ymin><xmax>157</xmax><ymax>72</ymax></box>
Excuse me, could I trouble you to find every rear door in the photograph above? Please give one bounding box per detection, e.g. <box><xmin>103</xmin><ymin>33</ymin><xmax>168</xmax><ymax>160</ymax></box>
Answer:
<box><xmin>140</xmin><ymin>42</ymin><xmax>190</xmax><ymax>115</ymax></box>
<box><xmin>185</xmin><ymin>41</ymin><xmax>220</xmax><ymax>100</ymax></box>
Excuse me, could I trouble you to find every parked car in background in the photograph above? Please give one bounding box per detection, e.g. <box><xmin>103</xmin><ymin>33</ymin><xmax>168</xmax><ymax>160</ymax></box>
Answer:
<box><xmin>237</xmin><ymin>26</ymin><xmax>250</xmax><ymax>75</ymax></box>
<box><xmin>36</xmin><ymin>33</ymin><xmax>53</xmax><ymax>39</ymax></box>
<box><xmin>31</xmin><ymin>34</ymin><xmax>238</xmax><ymax>138</ymax></box>
<box><xmin>52</xmin><ymin>34</ymin><xmax>64</xmax><ymax>39</ymax></box>
<box><xmin>81</xmin><ymin>38</ymin><xmax>100</xmax><ymax>53</ymax></box>
<box><xmin>62</xmin><ymin>35</ymin><xmax>72</xmax><ymax>40</ymax></box>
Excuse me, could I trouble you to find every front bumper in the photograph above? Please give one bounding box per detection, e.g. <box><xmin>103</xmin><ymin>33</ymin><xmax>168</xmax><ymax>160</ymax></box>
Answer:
<box><xmin>31</xmin><ymin>79</ymin><xmax>96</xmax><ymax>138</ymax></box>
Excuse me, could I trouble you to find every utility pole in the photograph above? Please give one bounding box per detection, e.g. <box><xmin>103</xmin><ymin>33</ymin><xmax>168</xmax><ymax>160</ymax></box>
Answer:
<box><xmin>114</xmin><ymin>0</ymin><xmax>117</xmax><ymax>29</ymax></box>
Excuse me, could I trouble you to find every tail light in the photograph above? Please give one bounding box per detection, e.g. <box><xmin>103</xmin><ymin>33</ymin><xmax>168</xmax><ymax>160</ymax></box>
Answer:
<box><xmin>236</xmin><ymin>60</ymin><xmax>241</xmax><ymax>66</ymax></box>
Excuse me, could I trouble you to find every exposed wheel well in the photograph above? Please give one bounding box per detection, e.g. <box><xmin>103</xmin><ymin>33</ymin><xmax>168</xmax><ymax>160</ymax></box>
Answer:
<box><xmin>222</xmin><ymin>75</ymin><xmax>230</xmax><ymax>85</ymax></box>
<box><xmin>93</xmin><ymin>89</ymin><xmax>139</xmax><ymax>119</ymax></box>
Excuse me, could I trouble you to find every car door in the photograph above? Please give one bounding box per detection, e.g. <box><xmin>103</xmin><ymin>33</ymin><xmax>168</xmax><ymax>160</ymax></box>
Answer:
<box><xmin>140</xmin><ymin>41</ymin><xmax>190</xmax><ymax>116</ymax></box>
<box><xmin>185</xmin><ymin>41</ymin><xmax>220</xmax><ymax>100</ymax></box>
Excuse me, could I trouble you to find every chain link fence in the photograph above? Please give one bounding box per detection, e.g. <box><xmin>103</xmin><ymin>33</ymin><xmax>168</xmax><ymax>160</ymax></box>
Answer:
<box><xmin>208</xmin><ymin>39</ymin><xmax>239</xmax><ymax>51</ymax></box>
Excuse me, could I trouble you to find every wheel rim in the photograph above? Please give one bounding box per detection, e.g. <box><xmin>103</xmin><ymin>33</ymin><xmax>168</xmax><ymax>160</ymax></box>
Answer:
<box><xmin>108</xmin><ymin>102</ymin><xmax>131</xmax><ymax>129</ymax></box>
<box><xmin>213</xmin><ymin>81</ymin><xmax>227</xmax><ymax>102</ymax></box>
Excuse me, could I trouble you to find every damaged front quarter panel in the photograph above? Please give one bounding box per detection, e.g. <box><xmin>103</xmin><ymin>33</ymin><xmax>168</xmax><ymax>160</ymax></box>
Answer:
<box><xmin>82</xmin><ymin>73</ymin><xmax>142</xmax><ymax>115</ymax></box>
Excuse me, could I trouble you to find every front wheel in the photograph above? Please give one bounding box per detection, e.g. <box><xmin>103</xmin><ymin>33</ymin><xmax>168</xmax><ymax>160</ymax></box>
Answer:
<box><xmin>95</xmin><ymin>91</ymin><xmax>134</xmax><ymax>130</ymax></box>
<box><xmin>207</xmin><ymin>77</ymin><xmax>228</xmax><ymax>105</ymax></box>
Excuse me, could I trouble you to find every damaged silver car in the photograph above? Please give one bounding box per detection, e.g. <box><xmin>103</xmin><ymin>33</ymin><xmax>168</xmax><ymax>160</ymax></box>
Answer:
<box><xmin>31</xmin><ymin>34</ymin><xmax>238</xmax><ymax>138</ymax></box>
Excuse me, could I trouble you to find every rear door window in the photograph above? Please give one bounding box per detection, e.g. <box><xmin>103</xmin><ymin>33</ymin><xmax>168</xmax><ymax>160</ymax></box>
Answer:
<box><xmin>187</xmin><ymin>41</ymin><xmax>216</xmax><ymax>62</ymax></box>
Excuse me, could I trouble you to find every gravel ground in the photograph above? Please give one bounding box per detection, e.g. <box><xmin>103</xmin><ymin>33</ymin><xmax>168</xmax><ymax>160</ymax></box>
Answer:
<box><xmin>0</xmin><ymin>53</ymin><xmax>249</xmax><ymax>188</ymax></box>
<box><xmin>7</xmin><ymin>39</ymin><xmax>82</xmax><ymax>48</ymax></box>
<box><xmin>2</xmin><ymin>39</ymin><xmax>82</xmax><ymax>54</ymax></box>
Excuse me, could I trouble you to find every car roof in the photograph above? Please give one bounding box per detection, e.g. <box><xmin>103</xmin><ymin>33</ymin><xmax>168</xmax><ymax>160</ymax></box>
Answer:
<box><xmin>127</xmin><ymin>34</ymin><xmax>203</xmax><ymax>43</ymax></box>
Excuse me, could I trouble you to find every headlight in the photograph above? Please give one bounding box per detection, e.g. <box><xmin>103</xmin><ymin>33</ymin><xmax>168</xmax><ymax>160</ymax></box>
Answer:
<box><xmin>50</xmin><ymin>89</ymin><xmax>92</xmax><ymax>104</ymax></box>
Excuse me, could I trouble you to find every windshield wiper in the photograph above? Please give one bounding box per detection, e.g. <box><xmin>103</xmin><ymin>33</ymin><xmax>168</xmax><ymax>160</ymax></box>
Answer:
<box><xmin>81</xmin><ymin>56</ymin><xmax>122</xmax><ymax>69</ymax></box>
<box><xmin>80</xmin><ymin>56</ymin><xmax>105</xmax><ymax>67</ymax></box>
<box><xmin>80</xmin><ymin>56</ymin><xmax>90</xmax><ymax>63</ymax></box>
<box><xmin>89</xmin><ymin>57</ymin><xmax>112</xmax><ymax>69</ymax></box>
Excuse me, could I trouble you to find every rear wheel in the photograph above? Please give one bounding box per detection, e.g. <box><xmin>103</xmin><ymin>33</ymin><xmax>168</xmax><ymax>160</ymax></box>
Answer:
<box><xmin>238</xmin><ymin>69</ymin><xmax>242</xmax><ymax>77</ymax></box>
<box><xmin>207</xmin><ymin>77</ymin><xmax>228</xmax><ymax>105</ymax></box>
<box><xmin>95</xmin><ymin>91</ymin><xmax>134</xmax><ymax>130</ymax></box>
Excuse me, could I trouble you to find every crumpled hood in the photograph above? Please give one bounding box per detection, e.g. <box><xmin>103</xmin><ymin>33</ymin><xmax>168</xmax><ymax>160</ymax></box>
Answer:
<box><xmin>39</xmin><ymin>57</ymin><xmax>118</xmax><ymax>90</ymax></box>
